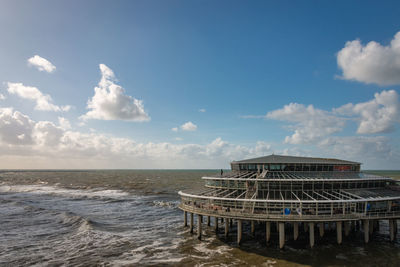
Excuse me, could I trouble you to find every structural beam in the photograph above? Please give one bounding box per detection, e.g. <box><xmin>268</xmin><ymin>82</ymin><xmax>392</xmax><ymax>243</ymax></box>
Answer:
<box><xmin>215</xmin><ymin>217</ymin><xmax>219</xmax><ymax>232</ymax></box>
<box><xmin>237</xmin><ymin>220</ymin><xmax>243</xmax><ymax>245</ymax></box>
<box><xmin>319</xmin><ymin>222</ymin><xmax>324</xmax><ymax>237</ymax></box>
<box><xmin>197</xmin><ymin>214</ymin><xmax>202</xmax><ymax>240</ymax></box>
<box><xmin>294</xmin><ymin>222</ymin><xmax>299</xmax><ymax>241</ymax></box>
<box><xmin>207</xmin><ymin>216</ymin><xmax>211</xmax><ymax>226</ymax></box>
<box><xmin>279</xmin><ymin>222</ymin><xmax>285</xmax><ymax>249</ymax></box>
<box><xmin>336</xmin><ymin>221</ymin><xmax>342</xmax><ymax>244</ymax></box>
<box><xmin>251</xmin><ymin>221</ymin><xmax>255</xmax><ymax>237</ymax></box>
<box><xmin>363</xmin><ymin>219</ymin><xmax>369</xmax><ymax>243</ymax></box>
<box><xmin>190</xmin><ymin>213</ymin><xmax>194</xmax><ymax>234</ymax></box>
<box><xmin>184</xmin><ymin>211</ymin><xmax>187</xmax><ymax>227</ymax></box>
<box><xmin>225</xmin><ymin>218</ymin><xmax>229</xmax><ymax>237</ymax></box>
<box><xmin>309</xmin><ymin>222</ymin><xmax>315</xmax><ymax>248</ymax></box>
<box><xmin>266</xmin><ymin>221</ymin><xmax>271</xmax><ymax>243</ymax></box>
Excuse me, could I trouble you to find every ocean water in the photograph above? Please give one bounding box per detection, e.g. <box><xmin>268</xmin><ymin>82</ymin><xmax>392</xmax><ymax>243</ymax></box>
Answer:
<box><xmin>0</xmin><ymin>170</ymin><xmax>399</xmax><ymax>266</ymax></box>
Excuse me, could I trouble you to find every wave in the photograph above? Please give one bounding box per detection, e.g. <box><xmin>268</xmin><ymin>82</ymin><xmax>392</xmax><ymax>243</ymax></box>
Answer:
<box><xmin>152</xmin><ymin>200</ymin><xmax>179</xmax><ymax>209</ymax></box>
<box><xmin>0</xmin><ymin>184</ymin><xmax>129</xmax><ymax>199</ymax></box>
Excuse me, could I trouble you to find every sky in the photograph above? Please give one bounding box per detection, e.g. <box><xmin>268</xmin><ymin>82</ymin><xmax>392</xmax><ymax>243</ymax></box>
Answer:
<box><xmin>0</xmin><ymin>0</ymin><xmax>400</xmax><ymax>169</ymax></box>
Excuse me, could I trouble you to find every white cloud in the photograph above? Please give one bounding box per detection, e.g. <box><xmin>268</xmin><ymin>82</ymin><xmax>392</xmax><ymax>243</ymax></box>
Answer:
<box><xmin>80</xmin><ymin>64</ymin><xmax>150</xmax><ymax>122</ymax></box>
<box><xmin>334</xmin><ymin>90</ymin><xmax>400</xmax><ymax>134</ymax></box>
<box><xmin>0</xmin><ymin>107</ymin><xmax>35</xmax><ymax>145</ymax></box>
<box><xmin>318</xmin><ymin>136</ymin><xmax>394</xmax><ymax>168</ymax></box>
<box><xmin>0</xmin><ymin>93</ymin><xmax>5</xmax><ymax>100</ymax></box>
<box><xmin>58</xmin><ymin>117</ymin><xmax>71</xmax><ymax>130</ymax></box>
<box><xmin>7</xmin><ymin>82</ymin><xmax>71</xmax><ymax>112</ymax></box>
<box><xmin>27</xmin><ymin>55</ymin><xmax>56</xmax><ymax>73</ymax></box>
<box><xmin>0</xmin><ymin>108</ymin><xmax>275</xmax><ymax>168</ymax></box>
<box><xmin>337</xmin><ymin>31</ymin><xmax>400</xmax><ymax>85</ymax></box>
<box><xmin>181</xmin><ymin>121</ymin><xmax>197</xmax><ymax>131</ymax></box>
<box><xmin>171</xmin><ymin>127</ymin><xmax>178</xmax><ymax>132</ymax></box>
<box><xmin>199</xmin><ymin>108</ymin><xmax>206</xmax><ymax>113</ymax></box>
<box><xmin>266</xmin><ymin>103</ymin><xmax>345</xmax><ymax>144</ymax></box>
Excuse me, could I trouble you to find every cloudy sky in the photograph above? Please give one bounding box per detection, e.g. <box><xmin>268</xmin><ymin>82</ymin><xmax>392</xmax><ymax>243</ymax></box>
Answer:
<box><xmin>0</xmin><ymin>0</ymin><xmax>400</xmax><ymax>169</ymax></box>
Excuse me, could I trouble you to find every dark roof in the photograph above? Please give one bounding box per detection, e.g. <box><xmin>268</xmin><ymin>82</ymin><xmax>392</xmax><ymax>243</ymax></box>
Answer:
<box><xmin>231</xmin><ymin>154</ymin><xmax>360</xmax><ymax>165</ymax></box>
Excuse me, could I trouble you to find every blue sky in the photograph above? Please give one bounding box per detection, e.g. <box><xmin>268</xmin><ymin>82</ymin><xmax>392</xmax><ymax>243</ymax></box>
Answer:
<box><xmin>0</xmin><ymin>0</ymin><xmax>400</xmax><ymax>169</ymax></box>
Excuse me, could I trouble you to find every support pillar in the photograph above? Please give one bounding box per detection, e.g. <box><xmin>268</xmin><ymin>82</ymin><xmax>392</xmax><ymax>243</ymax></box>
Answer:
<box><xmin>319</xmin><ymin>222</ymin><xmax>324</xmax><ymax>237</ymax></box>
<box><xmin>389</xmin><ymin>219</ymin><xmax>395</xmax><ymax>241</ymax></box>
<box><xmin>395</xmin><ymin>220</ymin><xmax>398</xmax><ymax>235</ymax></box>
<box><xmin>230</xmin><ymin>219</ymin><xmax>233</xmax><ymax>227</ymax></box>
<box><xmin>184</xmin><ymin>211</ymin><xmax>187</xmax><ymax>227</ymax></box>
<box><xmin>363</xmin><ymin>219</ymin><xmax>369</xmax><ymax>243</ymax></box>
<box><xmin>197</xmin><ymin>214</ymin><xmax>202</xmax><ymax>240</ymax></box>
<box><xmin>190</xmin><ymin>213</ymin><xmax>194</xmax><ymax>233</ymax></box>
<box><xmin>309</xmin><ymin>222</ymin><xmax>315</xmax><ymax>248</ymax></box>
<box><xmin>344</xmin><ymin>221</ymin><xmax>350</xmax><ymax>237</ymax></box>
<box><xmin>237</xmin><ymin>220</ymin><xmax>243</xmax><ymax>245</ymax></box>
<box><xmin>351</xmin><ymin>220</ymin><xmax>355</xmax><ymax>232</ymax></box>
<box><xmin>225</xmin><ymin>218</ymin><xmax>229</xmax><ymax>237</ymax></box>
<box><xmin>215</xmin><ymin>217</ymin><xmax>218</xmax><ymax>232</ymax></box>
<box><xmin>336</xmin><ymin>221</ymin><xmax>342</xmax><ymax>244</ymax></box>
<box><xmin>369</xmin><ymin>219</ymin><xmax>374</xmax><ymax>235</ymax></box>
<box><xmin>304</xmin><ymin>222</ymin><xmax>308</xmax><ymax>232</ymax></box>
<box><xmin>207</xmin><ymin>216</ymin><xmax>210</xmax><ymax>226</ymax></box>
<box><xmin>266</xmin><ymin>221</ymin><xmax>271</xmax><ymax>243</ymax></box>
<box><xmin>251</xmin><ymin>221</ymin><xmax>255</xmax><ymax>237</ymax></box>
<box><xmin>293</xmin><ymin>222</ymin><xmax>299</xmax><ymax>241</ymax></box>
<box><xmin>279</xmin><ymin>222</ymin><xmax>285</xmax><ymax>249</ymax></box>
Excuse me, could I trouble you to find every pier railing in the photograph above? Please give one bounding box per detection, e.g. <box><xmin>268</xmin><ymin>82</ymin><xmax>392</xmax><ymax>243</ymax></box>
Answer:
<box><xmin>179</xmin><ymin>194</ymin><xmax>400</xmax><ymax>222</ymax></box>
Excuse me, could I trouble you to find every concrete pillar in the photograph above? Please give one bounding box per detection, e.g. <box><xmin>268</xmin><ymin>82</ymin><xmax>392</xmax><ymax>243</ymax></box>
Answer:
<box><xmin>276</xmin><ymin>222</ymin><xmax>279</xmax><ymax>232</ymax></box>
<box><xmin>184</xmin><ymin>211</ymin><xmax>187</xmax><ymax>227</ymax></box>
<box><xmin>336</xmin><ymin>221</ymin><xmax>342</xmax><ymax>244</ymax></box>
<box><xmin>237</xmin><ymin>220</ymin><xmax>243</xmax><ymax>245</ymax></box>
<box><xmin>344</xmin><ymin>221</ymin><xmax>350</xmax><ymax>237</ymax></box>
<box><xmin>389</xmin><ymin>219</ymin><xmax>395</xmax><ymax>241</ymax></box>
<box><xmin>225</xmin><ymin>218</ymin><xmax>229</xmax><ymax>237</ymax></box>
<box><xmin>293</xmin><ymin>222</ymin><xmax>299</xmax><ymax>241</ymax></box>
<box><xmin>309</xmin><ymin>222</ymin><xmax>315</xmax><ymax>248</ymax></box>
<box><xmin>304</xmin><ymin>222</ymin><xmax>308</xmax><ymax>232</ymax></box>
<box><xmin>207</xmin><ymin>216</ymin><xmax>210</xmax><ymax>226</ymax></box>
<box><xmin>363</xmin><ymin>219</ymin><xmax>369</xmax><ymax>243</ymax></box>
<box><xmin>369</xmin><ymin>219</ymin><xmax>374</xmax><ymax>235</ymax></box>
<box><xmin>215</xmin><ymin>217</ymin><xmax>218</xmax><ymax>232</ymax></box>
<box><xmin>279</xmin><ymin>222</ymin><xmax>285</xmax><ymax>249</ymax></box>
<box><xmin>190</xmin><ymin>213</ymin><xmax>194</xmax><ymax>233</ymax></box>
<box><xmin>266</xmin><ymin>221</ymin><xmax>271</xmax><ymax>243</ymax></box>
<box><xmin>197</xmin><ymin>214</ymin><xmax>202</xmax><ymax>240</ymax></box>
<box><xmin>319</xmin><ymin>222</ymin><xmax>324</xmax><ymax>238</ymax></box>
<box><xmin>251</xmin><ymin>221</ymin><xmax>255</xmax><ymax>237</ymax></box>
<box><xmin>230</xmin><ymin>219</ymin><xmax>233</xmax><ymax>227</ymax></box>
<box><xmin>395</xmin><ymin>220</ymin><xmax>398</xmax><ymax>235</ymax></box>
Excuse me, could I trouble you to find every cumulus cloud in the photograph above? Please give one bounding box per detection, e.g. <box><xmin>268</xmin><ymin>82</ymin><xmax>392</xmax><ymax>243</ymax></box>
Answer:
<box><xmin>181</xmin><ymin>121</ymin><xmax>197</xmax><ymax>131</ymax></box>
<box><xmin>80</xmin><ymin>64</ymin><xmax>150</xmax><ymax>122</ymax></box>
<box><xmin>199</xmin><ymin>108</ymin><xmax>206</xmax><ymax>113</ymax></box>
<box><xmin>7</xmin><ymin>82</ymin><xmax>71</xmax><ymax>112</ymax></box>
<box><xmin>27</xmin><ymin>55</ymin><xmax>56</xmax><ymax>73</ymax></box>
<box><xmin>0</xmin><ymin>93</ymin><xmax>5</xmax><ymax>100</ymax></box>
<box><xmin>171</xmin><ymin>127</ymin><xmax>178</xmax><ymax>132</ymax></box>
<box><xmin>58</xmin><ymin>117</ymin><xmax>71</xmax><ymax>130</ymax></box>
<box><xmin>337</xmin><ymin>31</ymin><xmax>400</xmax><ymax>85</ymax></box>
<box><xmin>0</xmin><ymin>108</ymin><xmax>275</xmax><ymax>168</ymax></box>
<box><xmin>266</xmin><ymin>103</ymin><xmax>345</xmax><ymax>144</ymax></box>
<box><xmin>318</xmin><ymin>136</ymin><xmax>393</xmax><ymax>167</ymax></box>
<box><xmin>0</xmin><ymin>108</ymin><xmax>35</xmax><ymax>145</ymax></box>
<box><xmin>334</xmin><ymin>90</ymin><xmax>400</xmax><ymax>134</ymax></box>
<box><xmin>265</xmin><ymin>90</ymin><xmax>400</xmax><ymax>144</ymax></box>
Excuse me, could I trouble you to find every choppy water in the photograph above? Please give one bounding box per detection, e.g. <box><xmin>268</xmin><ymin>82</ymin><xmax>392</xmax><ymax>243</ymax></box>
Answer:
<box><xmin>0</xmin><ymin>170</ymin><xmax>399</xmax><ymax>266</ymax></box>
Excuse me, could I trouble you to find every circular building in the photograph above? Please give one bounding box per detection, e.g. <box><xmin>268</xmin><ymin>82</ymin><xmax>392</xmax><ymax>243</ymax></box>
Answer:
<box><xmin>178</xmin><ymin>155</ymin><xmax>400</xmax><ymax>248</ymax></box>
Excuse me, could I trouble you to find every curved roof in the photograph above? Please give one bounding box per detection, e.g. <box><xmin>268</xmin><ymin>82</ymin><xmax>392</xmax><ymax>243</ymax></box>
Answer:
<box><xmin>231</xmin><ymin>154</ymin><xmax>360</xmax><ymax>165</ymax></box>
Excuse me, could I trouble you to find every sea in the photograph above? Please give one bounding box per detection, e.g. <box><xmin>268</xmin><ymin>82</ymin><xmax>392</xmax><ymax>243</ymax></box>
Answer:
<box><xmin>0</xmin><ymin>170</ymin><xmax>399</xmax><ymax>266</ymax></box>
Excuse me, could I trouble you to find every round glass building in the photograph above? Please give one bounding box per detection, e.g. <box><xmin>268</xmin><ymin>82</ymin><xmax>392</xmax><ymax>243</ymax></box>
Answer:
<box><xmin>178</xmin><ymin>155</ymin><xmax>400</xmax><ymax>248</ymax></box>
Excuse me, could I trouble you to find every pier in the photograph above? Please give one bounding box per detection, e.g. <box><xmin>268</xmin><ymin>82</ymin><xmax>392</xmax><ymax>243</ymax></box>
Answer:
<box><xmin>178</xmin><ymin>155</ymin><xmax>400</xmax><ymax>248</ymax></box>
